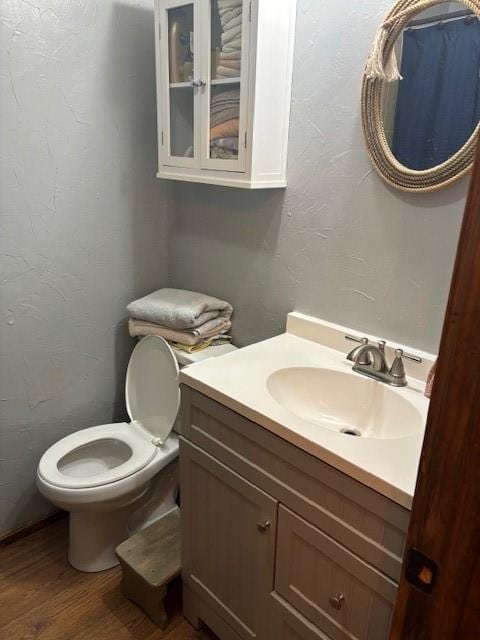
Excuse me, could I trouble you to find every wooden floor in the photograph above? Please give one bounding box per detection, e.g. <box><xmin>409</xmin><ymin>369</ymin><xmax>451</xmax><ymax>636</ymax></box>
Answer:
<box><xmin>0</xmin><ymin>517</ymin><xmax>217</xmax><ymax>640</ymax></box>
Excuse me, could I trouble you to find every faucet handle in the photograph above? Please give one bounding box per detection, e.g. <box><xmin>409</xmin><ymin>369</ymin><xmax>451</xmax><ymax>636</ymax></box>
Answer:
<box><xmin>389</xmin><ymin>349</ymin><xmax>423</xmax><ymax>387</ymax></box>
<box><xmin>345</xmin><ymin>335</ymin><xmax>369</xmax><ymax>345</ymax></box>
<box><xmin>399</xmin><ymin>349</ymin><xmax>423</xmax><ymax>364</ymax></box>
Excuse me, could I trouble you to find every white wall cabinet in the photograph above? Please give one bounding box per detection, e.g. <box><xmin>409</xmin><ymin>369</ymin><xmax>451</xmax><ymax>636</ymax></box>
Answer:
<box><xmin>154</xmin><ymin>0</ymin><xmax>297</xmax><ymax>188</ymax></box>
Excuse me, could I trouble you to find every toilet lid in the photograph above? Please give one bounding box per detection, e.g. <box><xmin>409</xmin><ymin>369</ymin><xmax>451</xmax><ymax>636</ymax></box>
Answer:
<box><xmin>126</xmin><ymin>336</ymin><xmax>180</xmax><ymax>444</ymax></box>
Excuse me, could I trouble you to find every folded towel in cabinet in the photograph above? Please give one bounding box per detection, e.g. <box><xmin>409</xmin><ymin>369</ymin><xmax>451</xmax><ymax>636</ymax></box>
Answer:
<box><xmin>211</xmin><ymin>137</ymin><xmax>239</xmax><ymax>151</ymax></box>
<box><xmin>210</xmin><ymin>118</ymin><xmax>239</xmax><ymax>140</ymax></box>
<box><xmin>221</xmin><ymin>40</ymin><xmax>242</xmax><ymax>53</ymax></box>
<box><xmin>210</xmin><ymin>88</ymin><xmax>240</xmax><ymax>106</ymax></box>
<box><xmin>219</xmin><ymin>7</ymin><xmax>242</xmax><ymax>24</ymax></box>
<box><xmin>215</xmin><ymin>66</ymin><xmax>241</xmax><ymax>78</ymax></box>
<box><xmin>211</xmin><ymin>106</ymin><xmax>239</xmax><ymax>127</ymax></box>
<box><xmin>222</xmin><ymin>24</ymin><xmax>242</xmax><ymax>45</ymax></box>
<box><xmin>210</xmin><ymin>89</ymin><xmax>240</xmax><ymax>125</ymax></box>
<box><xmin>222</xmin><ymin>13</ymin><xmax>242</xmax><ymax>30</ymax></box>
<box><xmin>129</xmin><ymin>317</ymin><xmax>232</xmax><ymax>346</ymax></box>
<box><xmin>210</xmin><ymin>146</ymin><xmax>238</xmax><ymax>160</ymax></box>
<box><xmin>127</xmin><ymin>288</ymin><xmax>233</xmax><ymax>329</ymax></box>
<box><xmin>217</xmin><ymin>0</ymin><xmax>242</xmax><ymax>9</ymax></box>
<box><xmin>217</xmin><ymin>59</ymin><xmax>241</xmax><ymax>71</ymax></box>
<box><xmin>218</xmin><ymin>50</ymin><xmax>242</xmax><ymax>61</ymax></box>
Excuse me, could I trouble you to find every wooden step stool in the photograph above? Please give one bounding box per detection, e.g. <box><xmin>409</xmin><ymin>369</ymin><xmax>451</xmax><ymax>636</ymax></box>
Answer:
<box><xmin>116</xmin><ymin>507</ymin><xmax>181</xmax><ymax>629</ymax></box>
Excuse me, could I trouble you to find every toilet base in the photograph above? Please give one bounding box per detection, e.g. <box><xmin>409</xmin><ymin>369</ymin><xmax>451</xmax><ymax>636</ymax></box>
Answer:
<box><xmin>67</xmin><ymin>459</ymin><xmax>179</xmax><ymax>573</ymax></box>
<box><xmin>69</xmin><ymin>509</ymin><xmax>129</xmax><ymax>572</ymax></box>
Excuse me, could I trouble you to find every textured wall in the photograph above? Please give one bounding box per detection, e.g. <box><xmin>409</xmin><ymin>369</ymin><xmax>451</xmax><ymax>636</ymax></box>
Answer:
<box><xmin>0</xmin><ymin>0</ymin><xmax>167</xmax><ymax>534</ymax></box>
<box><xmin>167</xmin><ymin>0</ymin><xmax>466</xmax><ymax>353</ymax></box>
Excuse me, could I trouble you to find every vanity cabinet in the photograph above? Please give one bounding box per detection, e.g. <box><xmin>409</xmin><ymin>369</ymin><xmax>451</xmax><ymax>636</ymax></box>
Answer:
<box><xmin>153</xmin><ymin>0</ymin><xmax>297</xmax><ymax>188</ymax></box>
<box><xmin>180</xmin><ymin>386</ymin><xmax>410</xmax><ymax>640</ymax></box>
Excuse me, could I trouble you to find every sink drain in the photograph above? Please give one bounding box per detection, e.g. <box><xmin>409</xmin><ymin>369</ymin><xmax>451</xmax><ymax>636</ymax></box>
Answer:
<box><xmin>340</xmin><ymin>428</ymin><xmax>362</xmax><ymax>437</ymax></box>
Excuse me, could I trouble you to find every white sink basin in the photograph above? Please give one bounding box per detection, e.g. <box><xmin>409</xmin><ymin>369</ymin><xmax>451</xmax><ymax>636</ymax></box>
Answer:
<box><xmin>267</xmin><ymin>367</ymin><xmax>423</xmax><ymax>440</ymax></box>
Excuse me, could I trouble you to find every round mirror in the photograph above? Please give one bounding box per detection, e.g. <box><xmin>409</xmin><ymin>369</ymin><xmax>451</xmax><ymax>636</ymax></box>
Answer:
<box><xmin>362</xmin><ymin>0</ymin><xmax>480</xmax><ymax>192</ymax></box>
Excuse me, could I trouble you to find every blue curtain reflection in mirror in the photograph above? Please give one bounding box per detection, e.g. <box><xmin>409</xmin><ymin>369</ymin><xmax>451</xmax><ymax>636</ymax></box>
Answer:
<box><xmin>392</xmin><ymin>18</ymin><xmax>480</xmax><ymax>170</ymax></box>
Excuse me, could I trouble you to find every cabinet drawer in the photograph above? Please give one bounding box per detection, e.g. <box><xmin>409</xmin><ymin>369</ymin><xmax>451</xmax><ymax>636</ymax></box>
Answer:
<box><xmin>181</xmin><ymin>386</ymin><xmax>409</xmax><ymax>581</ymax></box>
<box><xmin>275</xmin><ymin>506</ymin><xmax>397</xmax><ymax>640</ymax></box>
<box><xmin>270</xmin><ymin>592</ymin><xmax>332</xmax><ymax>640</ymax></box>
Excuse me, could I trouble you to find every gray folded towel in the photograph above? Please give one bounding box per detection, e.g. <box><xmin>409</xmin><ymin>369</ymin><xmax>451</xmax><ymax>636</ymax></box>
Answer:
<box><xmin>128</xmin><ymin>317</ymin><xmax>232</xmax><ymax>346</ymax></box>
<box><xmin>127</xmin><ymin>288</ymin><xmax>233</xmax><ymax>330</ymax></box>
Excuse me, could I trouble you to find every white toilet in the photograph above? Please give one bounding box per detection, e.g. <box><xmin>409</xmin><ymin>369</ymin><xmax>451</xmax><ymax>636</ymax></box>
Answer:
<box><xmin>37</xmin><ymin>335</ymin><xmax>236</xmax><ymax>573</ymax></box>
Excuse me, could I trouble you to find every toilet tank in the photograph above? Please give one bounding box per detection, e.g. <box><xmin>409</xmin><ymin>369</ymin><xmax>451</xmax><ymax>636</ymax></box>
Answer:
<box><xmin>171</xmin><ymin>343</ymin><xmax>238</xmax><ymax>433</ymax></box>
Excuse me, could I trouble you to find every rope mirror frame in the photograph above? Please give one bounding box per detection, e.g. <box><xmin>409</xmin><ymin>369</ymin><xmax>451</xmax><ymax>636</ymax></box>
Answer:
<box><xmin>361</xmin><ymin>0</ymin><xmax>480</xmax><ymax>193</ymax></box>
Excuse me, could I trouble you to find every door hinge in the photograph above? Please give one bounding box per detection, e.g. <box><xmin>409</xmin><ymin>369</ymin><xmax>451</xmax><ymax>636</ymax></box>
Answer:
<box><xmin>161</xmin><ymin>130</ymin><xmax>164</xmax><ymax>146</ymax></box>
<box><xmin>244</xmin><ymin>130</ymin><xmax>248</xmax><ymax>148</ymax></box>
<box><xmin>158</xmin><ymin>22</ymin><xmax>161</xmax><ymax>39</ymax></box>
<box><xmin>248</xmin><ymin>1</ymin><xmax>252</xmax><ymax>21</ymax></box>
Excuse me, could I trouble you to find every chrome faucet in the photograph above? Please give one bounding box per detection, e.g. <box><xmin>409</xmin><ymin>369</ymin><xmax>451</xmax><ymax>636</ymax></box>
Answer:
<box><xmin>345</xmin><ymin>335</ymin><xmax>422</xmax><ymax>388</ymax></box>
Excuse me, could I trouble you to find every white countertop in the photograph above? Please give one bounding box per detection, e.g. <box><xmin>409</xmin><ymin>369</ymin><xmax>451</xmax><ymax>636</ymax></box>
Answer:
<box><xmin>180</xmin><ymin>314</ymin><xmax>432</xmax><ymax>510</ymax></box>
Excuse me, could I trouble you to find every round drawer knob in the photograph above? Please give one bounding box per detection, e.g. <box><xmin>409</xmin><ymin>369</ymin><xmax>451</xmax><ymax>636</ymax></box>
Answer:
<box><xmin>257</xmin><ymin>521</ymin><xmax>271</xmax><ymax>533</ymax></box>
<box><xmin>329</xmin><ymin>593</ymin><xmax>345</xmax><ymax>610</ymax></box>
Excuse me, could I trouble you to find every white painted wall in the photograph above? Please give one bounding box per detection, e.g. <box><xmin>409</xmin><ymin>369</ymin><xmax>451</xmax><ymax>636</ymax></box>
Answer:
<box><xmin>0</xmin><ymin>0</ymin><xmax>468</xmax><ymax>536</ymax></box>
<box><xmin>167</xmin><ymin>0</ymin><xmax>465</xmax><ymax>353</ymax></box>
<box><xmin>0</xmin><ymin>0</ymin><xmax>167</xmax><ymax>534</ymax></box>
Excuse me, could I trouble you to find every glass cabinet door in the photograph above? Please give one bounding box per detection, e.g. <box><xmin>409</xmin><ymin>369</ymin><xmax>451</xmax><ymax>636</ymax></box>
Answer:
<box><xmin>201</xmin><ymin>0</ymin><xmax>249</xmax><ymax>172</ymax></box>
<box><xmin>160</xmin><ymin>0</ymin><xmax>200</xmax><ymax>167</ymax></box>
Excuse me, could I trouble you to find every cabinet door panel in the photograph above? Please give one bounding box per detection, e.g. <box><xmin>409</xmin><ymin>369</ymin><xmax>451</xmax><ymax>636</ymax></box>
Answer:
<box><xmin>200</xmin><ymin>0</ymin><xmax>250</xmax><ymax>172</ymax></box>
<box><xmin>275</xmin><ymin>506</ymin><xmax>397</xmax><ymax>640</ymax></box>
<box><xmin>158</xmin><ymin>0</ymin><xmax>201</xmax><ymax>168</ymax></box>
<box><xmin>180</xmin><ymin>438</ymin><xmax>277</xmax><ymax>639</ymax></box>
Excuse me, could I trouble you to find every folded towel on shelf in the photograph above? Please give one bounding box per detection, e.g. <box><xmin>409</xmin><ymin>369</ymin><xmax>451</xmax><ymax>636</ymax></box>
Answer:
<box><xmin>222</xmin><ymin>25</ymin><xmax>242</xmax><ymax>45</ymax></box>
<box><xmin>211</xmin><ymin>89</ymin><xmax>240</xmax><ymax>103</ymax></box>
<box><xmin>211</xmin><ymin>90</ymin><xmax>240</xmax><ymax>107</ymax></box>
<box><xmin>129</xmin><ymin>317</ymin><xmax>232</xmax><ymax>346</ymax></box>
<box><xmin>218</xmin><ymin>50</ymin><xmax>242</xmax><ymax>61</ymax></box>
<box><xmin>216</xmin><ymin>66</ymin><xmax>241</xmax><ymax>78</ymax></box>
<box><xmin>127</xmin><ymin>288</ymin><xmax>233</xmax><ymax>329</ymax></box>
<box><xmin>217</xmin><ymin>59</ymin><xmax>241</xmax><ymax>71</ymax></box>
<box><xmin>221</xmin><ymin>13</ymin><xmax>242</xmax><ymax>30</ymax></box>
<box><xmin>210</xmin><ymin>147</ymin><xmax>238</xmax><ymax>160</ymax></box>
<box><xmin>210</xmin><ymin>89</ymin><xmax>240</xmax><ymax>127</ymax></box>
<box><xmin>211</xmin><ymin>137</ymin><xmax>239</xmax><ymax>151</ymax></box>
<box><xmin>218</xmin><ymin>0</ymin><xmax>242</xmax><ymax>9</ymax></box>
<box><xmin>211</xmin><ymin>108</ymin><xmax>239</xmax><ymax>126</ymax></box>
<box><xmin>219</xmin><ymin>10</ymin><xmax>242</xmax><ymax>27</ymax></box>
<box><xmin>210</xmin><ymin>135</ymin><xmax>239</xmax><ymax>159</ymax></box>
<box><xmin>221</xmin><ymin>43</ymin><xmax>242</xmax><ymax>54</ymax></box>
<box><xmin>211</xmin><ymin>106</ymin><xmax>239</xmax><ymax>128</ymax></box>
<box><xmin>211</xmin><ymin>118</ymin><xmax>240</xmax><ymax>140</ymax></box>
<box><xmin>171</xmin><ymin>334</ymin><xmax>233</xmax><ymax>354</ymax></box>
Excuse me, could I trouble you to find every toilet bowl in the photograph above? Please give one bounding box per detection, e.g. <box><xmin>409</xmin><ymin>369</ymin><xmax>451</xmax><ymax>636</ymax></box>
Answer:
<box><xmin>37</xmin><ymin>336</ymin><xmax>183</xmax><ymax>573</ymax></box>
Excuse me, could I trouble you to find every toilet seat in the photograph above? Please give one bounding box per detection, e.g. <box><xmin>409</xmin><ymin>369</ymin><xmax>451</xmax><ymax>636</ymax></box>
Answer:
<box><xmin>38</xmin><ymin>337</ymin><xmax>181</xmax><ymax>490</ymax></box>
<box><xmin>37</xmin><ymin>423</ymin><xmax>159</xmax><ymax>489</ymax></box>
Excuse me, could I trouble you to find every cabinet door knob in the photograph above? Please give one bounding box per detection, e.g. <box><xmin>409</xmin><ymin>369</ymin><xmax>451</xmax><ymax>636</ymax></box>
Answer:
<box><xmin>257</xmin><ymin>520</ymin><xmax>271</xmax><ymax>532</ymax></box>
<box><xmin>329</xmin><ymin>593</ymin><xmax>345</xmax><ymax>610</ymax></box>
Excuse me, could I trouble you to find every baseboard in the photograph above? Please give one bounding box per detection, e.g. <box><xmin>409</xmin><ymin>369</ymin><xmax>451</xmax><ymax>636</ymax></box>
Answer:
<box><xmin>0</xmin><ymin>510</ymin><xmax>66</xmax><ymax>547</ymax></box>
